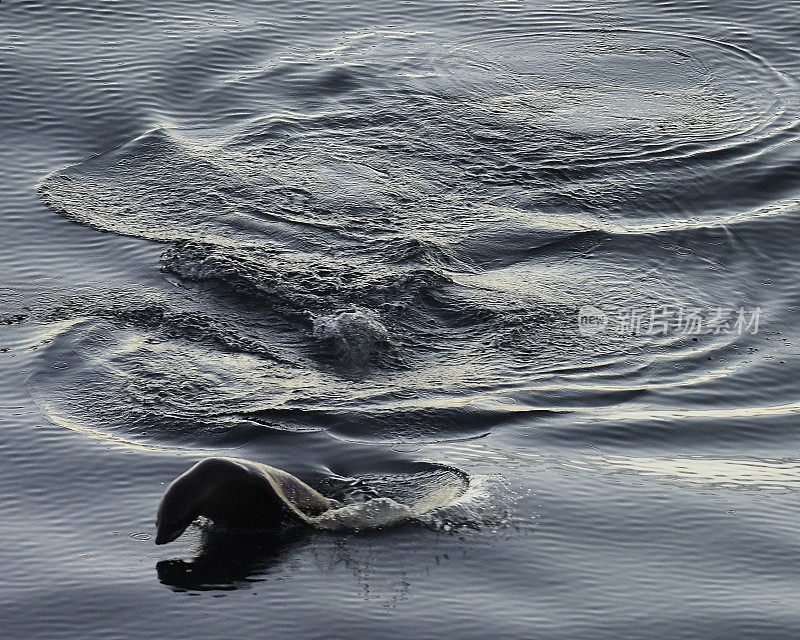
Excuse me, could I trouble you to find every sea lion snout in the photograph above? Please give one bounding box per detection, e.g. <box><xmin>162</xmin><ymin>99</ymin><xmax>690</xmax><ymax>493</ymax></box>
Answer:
<box><xmin>155</xmin><ymin>471</ymin><xmax>202</xmax><ymax>545</ymax></box>
<box><xmin>155</xmin><ymin>525</ymin><xmax>184</xmax><ymax>546</ymax></box>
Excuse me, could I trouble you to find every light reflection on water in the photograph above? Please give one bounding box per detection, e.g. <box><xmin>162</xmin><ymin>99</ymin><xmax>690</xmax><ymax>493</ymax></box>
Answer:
<box><xmin>2</xmin><ymin>0</ymin><xmax>800</xmax><ymax>637</ymax></box>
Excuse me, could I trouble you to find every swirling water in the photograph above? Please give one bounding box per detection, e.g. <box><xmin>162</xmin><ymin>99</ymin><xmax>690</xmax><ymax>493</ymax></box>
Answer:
<box><xmin>2</xmin><ymin>0</ymin><xmax>800</xmax><ymax>637</ymax></box>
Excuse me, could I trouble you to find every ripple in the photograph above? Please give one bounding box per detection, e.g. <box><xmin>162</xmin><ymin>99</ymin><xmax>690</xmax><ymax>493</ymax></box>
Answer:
<box><xmin>128</xmin><ymin>532</ymin><xmax>152</xmax><ymax>541</ymax></box>
<box><xmin>8</xmin><ymin>0</ymin><xmax>800</xmax><ymax>637</ymax></box>
<box><xmin>26</xmin><ymin>2</ymin><xmax>800</xmax><ymax>456</ymax></box>
<box><xmin>448</xmin><ymin>27</ymin><xmax>798</xmax><ymax>162</ymax></box>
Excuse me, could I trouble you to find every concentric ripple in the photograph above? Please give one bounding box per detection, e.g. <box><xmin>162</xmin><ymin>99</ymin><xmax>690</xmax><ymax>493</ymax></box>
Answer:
<box><xmin>24</xmin><ymin>0</ymin><xmax>800</xmax><ymax>495</ymax></box>
<box><xmin>6</xmin><ymin>0</ymin><xmax>800</xmax><ymax>633</ymax></box>
<box><xmin>448</xmin><ymin>28</ymin><xmax>796</xmax><ymax>152</ymax></box>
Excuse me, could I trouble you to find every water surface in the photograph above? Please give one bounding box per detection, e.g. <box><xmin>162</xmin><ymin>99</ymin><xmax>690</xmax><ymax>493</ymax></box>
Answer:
<box><xmin>2</xmin><ymin>1</ymin><xmax>800</xmax><ymax>638</ymax></box>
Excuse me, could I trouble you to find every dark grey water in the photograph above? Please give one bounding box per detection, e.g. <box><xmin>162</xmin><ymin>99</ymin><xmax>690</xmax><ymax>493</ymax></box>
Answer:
<box><xmin>2</xmin><ymin>0</ymin><xmax>800</xmax><ymax>637</ymax></box>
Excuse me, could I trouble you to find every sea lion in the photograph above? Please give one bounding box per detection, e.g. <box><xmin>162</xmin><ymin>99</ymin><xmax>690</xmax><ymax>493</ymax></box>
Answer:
<box><xmin>155</xmin><ymin>457</ymin><xmax>342</xmax><ymax>544</ymax></box>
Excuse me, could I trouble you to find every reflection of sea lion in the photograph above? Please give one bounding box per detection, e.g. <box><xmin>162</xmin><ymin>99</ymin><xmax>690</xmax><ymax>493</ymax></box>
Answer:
<box><xmin>157</xmin><ymin>527</ymin><xmax>310</xmax><ymax>589</ymax></box>
<box><xmin>155</xmin><ymin>457</ymin><xmax>341</xmax><ymax>544</ymax></box>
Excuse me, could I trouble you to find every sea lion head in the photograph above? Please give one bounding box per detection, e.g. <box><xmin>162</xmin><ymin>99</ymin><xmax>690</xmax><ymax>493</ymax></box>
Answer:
<box><xmin>155</xmin><ymin>466</ymin><xmax>205</xmax><ymax>545</ymax></box>
<box><xmin>156</xmin><ymin>458</ymin><xmax>250</xmax><ymax>544</ymax></box>
<box><xmin>155</xmin><ymin>457</ymin><xmax>333</xmax><ymax>544</ymax></box>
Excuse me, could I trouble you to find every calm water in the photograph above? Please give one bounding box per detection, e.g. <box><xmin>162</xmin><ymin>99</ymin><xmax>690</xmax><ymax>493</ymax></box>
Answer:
<box><xmin>2</xmin><ymin>0</ymin><xmax>800</xmax><ymax>637</ymax></box>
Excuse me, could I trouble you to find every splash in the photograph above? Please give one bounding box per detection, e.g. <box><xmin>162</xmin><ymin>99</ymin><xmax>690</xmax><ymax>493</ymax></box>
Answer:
<box><xmin>311</xmin><ymin>308</ymin><xmax>389</xmax><ymax>363</ymax></box>
<box><xmin>308</xmin><ymin>468</ymin><xmax>511</xmax><ymax>532</ymax></box>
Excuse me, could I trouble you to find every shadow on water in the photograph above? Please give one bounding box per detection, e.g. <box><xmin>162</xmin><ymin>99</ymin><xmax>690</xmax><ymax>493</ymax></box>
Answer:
<box><xmin>156</xmin><ymin>526</ymin><xmax>312</xmax><ymax>592</ymax></box>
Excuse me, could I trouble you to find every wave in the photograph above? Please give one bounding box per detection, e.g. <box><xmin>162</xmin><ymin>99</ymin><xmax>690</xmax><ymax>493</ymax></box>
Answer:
<box><xmin>28</xmin><ymin>3</ymin><xmax>800</xmax><ymax>454</ymax></box>
<box><xmin>310</xmin><ymin>470</ymin><xmax>510</xmax><ymax>531</ymax></box>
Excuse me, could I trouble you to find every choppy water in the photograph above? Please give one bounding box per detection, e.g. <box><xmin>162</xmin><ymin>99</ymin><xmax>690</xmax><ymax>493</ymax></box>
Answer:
<box><xmin>2</xmin><ymin>0</ymin><xmax>800</xmax><ymax>638</ymax></box>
